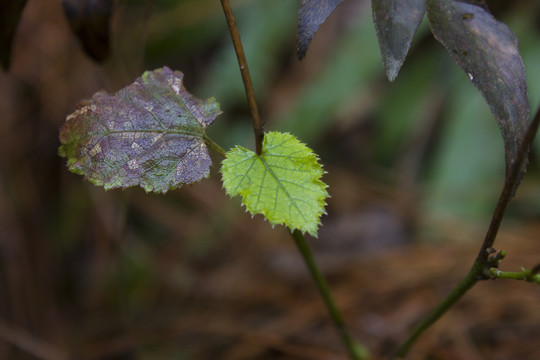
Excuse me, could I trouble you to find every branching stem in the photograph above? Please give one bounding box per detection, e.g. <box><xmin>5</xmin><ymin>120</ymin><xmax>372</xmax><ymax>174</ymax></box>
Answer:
<box><xmin>219</xmin><ymin>0</ymin><xmax>264</xmax><ymax>155</ymax></box>
<box><xmin>395</xmin><ymin>105</ymin><xmax>540</xmax><ymax>358</ymax></box>
<box><xmin>487</xmin><ymin>267</ymin><xmax>540</xmax><ymax>283</ymax></box>
<box><xmin>477</xmin><ymin>106</ymin><xmax>540</xmax><ymax>261</ymax></box>
<box><xmin>292</xmin><ymin>230</ymin><xmax>369</xmax><ymax>360</ymax></box>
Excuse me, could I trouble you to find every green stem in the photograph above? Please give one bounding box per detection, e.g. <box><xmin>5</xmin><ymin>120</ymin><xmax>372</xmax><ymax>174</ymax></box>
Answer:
<box><xmin>395</xmin><ymin>105</ymin><xmax>540</xmax><ymax>357</ymax></box>
<box><xmin>291</xmin><ymin>230</ymin><xmax>369</xmax><ymax>360</ymax></box>
<box><xmin>204</xmin><ymin>133</ymin><xmax>226</xmax><ymax>158</ymax></box>
<box><xmin>487</xmin><ymin>268</ymin><xmax>540</xmax><ymax>283</ymax></box>
<box><xmin>394</xmin><ymin>263</ymin><xmax>480</xmax><ymax>358</ymax></box>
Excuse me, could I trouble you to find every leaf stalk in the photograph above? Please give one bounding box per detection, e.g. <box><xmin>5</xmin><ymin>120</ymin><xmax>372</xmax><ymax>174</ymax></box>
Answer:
<box><xmin>219</xmin><ymin>0</ymin><xmax>264</xmax><ymax>155</ymax></box>
<box><xmin>204</xmin><ymin>132</ymin><xmax>226</xmax><ymax>158</ymax></box>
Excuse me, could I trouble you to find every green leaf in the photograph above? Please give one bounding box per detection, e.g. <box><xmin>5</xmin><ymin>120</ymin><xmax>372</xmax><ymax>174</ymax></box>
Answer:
<box><xmin>59</xmin><ymin>67</ymin><xmax>222</xmax><ymax>193</ymax></box>
<box><xmin>221</xmin><ymin>131</ymin><xmax>328</xmax><ymax>236</ymax></box>
<box><xmin>427</xmin><ymin>0</ymin><xmax>530</xmax><ymax>181</ymax></box>
<box><xmin>372</xmin><ymin>0</ymin><xmax>426</xmax><ymax>81</ymax></box>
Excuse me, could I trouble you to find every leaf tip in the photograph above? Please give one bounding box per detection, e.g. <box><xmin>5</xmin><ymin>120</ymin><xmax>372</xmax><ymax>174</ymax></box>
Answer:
<box><xmin>381</xmin><ymin>55</ymin><xmax>404</xmax><ymax>82</ymax></box>
<box><xmin>296</xmin><ymin>0</ymin><xmax>343</xmax><ymax>60</ymax></box>
<box><xmin>385</xmin><ymin>67</ymin><xmax>399</xmax><ymax>82</ymax></box>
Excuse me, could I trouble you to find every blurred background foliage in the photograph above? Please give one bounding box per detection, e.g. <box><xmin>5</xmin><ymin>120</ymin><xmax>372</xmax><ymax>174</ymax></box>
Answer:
<box><xmin>1</xmin><ymin>0</ymin><xmax>540</xmax><ymax>359</ymax></box>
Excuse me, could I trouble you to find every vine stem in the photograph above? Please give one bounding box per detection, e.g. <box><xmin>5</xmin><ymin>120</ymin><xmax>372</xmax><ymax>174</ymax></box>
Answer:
<box><xmin>218</xmin><ymin>2</ymin><xmax>365</xmax><ymax>356</ymax></box>
<box><xmin>292</xmin><ymin>230</ymin><xmax>369</xmax><ymax>360</ymax></box>
<box><xmin>393</xmin><ymin>264</ymin><xmax>479</xmax><ymax>357</ymax></box>
<box><xmin>219</xmin><ymin>0</ymin><xmax>264</xmax><ymax>155</ymax></box>
<box><xmin>488</xmin><ymin>267</ymin><xmax>540</xmax><ymax>282</ymax></box>
<box><xmin>477</xmin><ymin>105</ymin><xmax>540</xmax><ymax>261</ymax></box>
<box><xmin>395</xmin><ymin>105</ymin><xmax>540</xmax><ymax>358</ymax></box>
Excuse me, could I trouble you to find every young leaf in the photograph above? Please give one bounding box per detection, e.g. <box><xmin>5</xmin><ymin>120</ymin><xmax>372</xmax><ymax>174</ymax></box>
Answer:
<box><xmin>372</xmin><ymin>0</ymin><xmax>426</xmax><ymax>81</ymax></box>
<box><xmin>427</xmin><ymin>0</ymin><xmax>530</xmax><ymax>179</ymax></box>
<box><xmin>221</xmin><ymin>132</ymin><xmax>328</xmax><ymax>236</ymax></box>
<box><xmin>297</xmin><ymin>0</ymin><xmax>343</xmax><ymax>60</ymax></box>
<box><xmin>0</xmin><ymin>0</ymin><xmax>28</xmax><ymax>69</ymax></box>
<box><xmin>59</xmin><ymin>67</ymin><xmax>222</xmax><ymax>193</ymax></box>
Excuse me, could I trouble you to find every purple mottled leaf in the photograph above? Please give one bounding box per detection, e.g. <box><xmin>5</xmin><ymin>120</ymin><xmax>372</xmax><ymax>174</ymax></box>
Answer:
<box><xmin>59</xmin><ymin>67</ymin><xmax>222</xmax><ymax>193</ymax></box>
<box><xmin>0</xmin><ymin>0</ymin><xmax>28</xmax><ymax>69</ymax></box>
<box><xmin>372</xmin><ymin>0</ymin><xmax>426</xmax><ymax>81</ymax></box>
<box><xmin>61</xmin><ymin>0</ymin><xmax>112</xmax><ymax>62</ymax></box>
<box><xmin>297</xmin><ymin>0</ymin><xmax>343</xmax><ymax>60</ymax></box>
<box><xmin>427</xmin><ymin>0</ymin><xmax>530</xmax><ymax>179</ymax></box>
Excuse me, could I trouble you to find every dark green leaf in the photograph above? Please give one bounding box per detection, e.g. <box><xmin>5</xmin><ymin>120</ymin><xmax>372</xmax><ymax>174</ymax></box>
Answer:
<box><xmin>372</xmin><ymin>0</ymin><xmax>426</xmax><ymax>81</ymax></box>
<box><xmin>61</xmin><ymin>0</ymin><xmax>113</xmax><ymax>62</ymax></box>
<box><xmin>427</xmin><ymin>0</ymin><xmax>530</xmax><ymax>178</ymax></box>
<box><xmin>297</xmin><ymin>0</ymin><xmax>343</xmax><ymax>60</ymax></box>
<box><xmin>59</xmin><ymin>67</ymin><xmax>222</xmax><ymax>193</ymax></box>
<box><xmin>0</xmin><ymin>0</ymin><xmax>28</xmax><ymax>70</ymax></box>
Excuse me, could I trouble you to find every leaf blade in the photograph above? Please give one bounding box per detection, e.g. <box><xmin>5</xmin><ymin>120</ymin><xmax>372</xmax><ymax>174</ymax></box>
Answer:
<box><xmin>297</xmin><ymin>0</ymin><xmax>343</xmax><ymax>60</ymax></box>
<box><xmin>427</xmin><ymin>0</ymin><xmax>530</xmax><ymax>178</ymax></box>
<box><xmin>372</xmin><ymin>0</ymin><xmax>426</xmax><ymax>81</ymax></box>
<box><xmin>59</xmin><ymin>67</ymin><xmax>222</xmax><ymax>193</ymax></box>
<box><xmin>221</xmin><ymin>132</ymin><xmax>328</xmax><ymax>236</ymax></box>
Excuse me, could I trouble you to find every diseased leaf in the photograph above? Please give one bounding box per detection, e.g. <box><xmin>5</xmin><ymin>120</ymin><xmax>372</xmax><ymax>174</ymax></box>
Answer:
<box><xmin>427</xmin><ymin>0</ymin><xmax>530</xmax><ymax>180</ymax></box>
<box><xmin>372</xmin><ymin>0</ymin><xmax>426</xmax><ymax>81</ymax></box>
<box><xmin>61</xmin><ymin>0</ymin><xmax>113</xmax><ymax>62</ymax></box>
<box><xmin>59</xmin><ymin>67</ymin><xmax>222</xmax><ymax>193</ymax></box>
<box><xmin>221</xmin><ymin>132</ymin><xmax>329</xmax><ymax>236</ymax></box>
<box><xmin>297</xmin><ymin>0</ymin><xmax>343</xmax><ymax>60</ymax></box>
<box><xmin>0</xmin><ymin>0</ymin><xmax>28</xmax><ymax>70</ymax></box>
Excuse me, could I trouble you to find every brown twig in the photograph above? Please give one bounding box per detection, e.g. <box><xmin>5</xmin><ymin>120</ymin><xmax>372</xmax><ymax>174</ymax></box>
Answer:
<box><xmin>0</xmin><ymin>320</ymin><xmax>69</xmax><ymax>360</ymax></box>
<box><xmin>219</xmin><ymin>0</ymin><xmax>264</xmax><ymax>155</ymax></box>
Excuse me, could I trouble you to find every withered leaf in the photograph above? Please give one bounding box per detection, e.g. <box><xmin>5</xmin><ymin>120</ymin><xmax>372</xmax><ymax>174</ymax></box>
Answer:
<box><xmin>372</xmin><ymin>0</ymin><xmax>426</xmax><ymax>81</ymax></box>
<box><xmin>427</xmin><ymin>0</ymin><xmax>530</xmax><ymax>178</ymax></box>
<box><xmin>59</xmin><ymin>67</ymin><xmax>222</xmax><ymax>193</ymax></box>
<box><xmin>297</xmin><ymin>0</ymin><xmax>343</xmax><ymax>60</ymax></box>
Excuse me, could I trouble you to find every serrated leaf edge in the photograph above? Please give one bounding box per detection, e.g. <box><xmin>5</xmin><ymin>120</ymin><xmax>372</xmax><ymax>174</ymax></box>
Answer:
<box><xmin>221</xmin><ymin>132</ymin><xmax>328</xmax><ymax>236</ymax></box>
